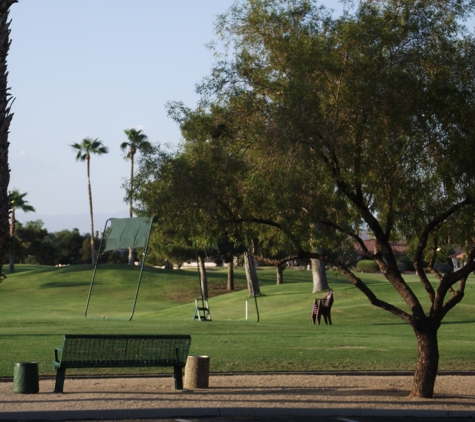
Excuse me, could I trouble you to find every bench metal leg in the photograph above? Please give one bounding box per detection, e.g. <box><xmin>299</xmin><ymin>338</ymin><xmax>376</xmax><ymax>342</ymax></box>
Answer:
<box><xmin>54</xmin><ymin>368</ymin><xmax>66</xmax><ymax>393</ymax></box>
<box><xmin>174</xmin><ymin>366</ymin><xmax>183</xmax><ymax>390</ymax></box>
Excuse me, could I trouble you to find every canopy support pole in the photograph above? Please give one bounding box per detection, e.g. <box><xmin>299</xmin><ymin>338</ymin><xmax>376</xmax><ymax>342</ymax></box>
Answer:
<box><xmin>84</xmin><ymin>217</ymin><xmax>153</xmax><ymax>321</ymax></box>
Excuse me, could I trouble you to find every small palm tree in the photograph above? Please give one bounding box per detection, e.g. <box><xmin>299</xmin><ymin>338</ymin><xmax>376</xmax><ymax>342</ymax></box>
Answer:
<box><xmin>121</xmin><ymin>128</ymin><xmax>152</xmax><ymax>265</ymax></box>
<box><xmin>120</xmin><ymin>128</ymin><xmax>152</xmax><ymax>218</ymax></box>
<box><xmin>8</xmin><ymin>189</ymin><xmax>35</xmax><ymax>272</ymax></box>
<box><xmin>71</xmin><ymin>137</ymin><xmax>108</xmax><ymax>264</ymax></box>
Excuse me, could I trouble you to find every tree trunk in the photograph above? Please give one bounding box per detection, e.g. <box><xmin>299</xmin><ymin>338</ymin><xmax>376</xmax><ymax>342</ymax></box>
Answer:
<box><xmin>8</xmin><ymin>208</ymin><xmax>14</xmax><ymax>272</ymax></box>
<box><xmin>127</xmin><ymin>153</ymin><xmax>135</xmax><ymax>265</ymax></box>
<box><xmin>410</xmin><ymin>322</ymin><xmax>439</xmax><ymax>398</ymax></box>
<box><xmin>227</xmin><ymin>259</ymin><xmax>234</xmax><ymax>291</ymax></box>
<box><xmin>244</xmin><ymin>249</ymin><xmax>261</xmax><ymax>296</ymax></box>
<box><xmin>311</xmin><ymin>255</ymin><xmax>329</xmax><ymax>293</ymax></box>
<box><xmin>129</xmin><ymin>153</ymin><xmax>134</xmax><ymax>218</ymax></box>
<box><xmin>163</xmin><ymin>259</ymin><xmax>172</xmax><ymax>270</ymax></box>
<box><xmin>276</xmin><ymin>263</ymin><xmax>285</xmax><ymax>285</ymax></box>
<box><xmin>0</xmin><ymin>1</ymin><xmax>16</xmax><ymax>282</ymax></box>
<box><xmin>127</xmin><ymin>248</ymin><xmax>135</xmax><ymax>265</ymax></box>
<box><xmin>198</xmin><ymin>255</ymin><xmax>208</xmax><ymax>298</ymax></box>
<box><xmin>86</xmin><ymin>157</ymin><xmax>96</xmax><ymax>265</ymax></box>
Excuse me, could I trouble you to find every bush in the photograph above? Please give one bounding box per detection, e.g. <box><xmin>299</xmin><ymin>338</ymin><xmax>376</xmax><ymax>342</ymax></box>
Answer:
<box><xmin>433</xmin><ymin>262</ymin><xmax>452</xmax><ymax>275</ymax></box>
<box><xmin>214</xmin><ymin>257</ymin><xmax>224</xmax><ymax>267</ymax></box>
<box><xmin>356</xmin><ymin>260</ymin><xmax>379</xmax><ymax>273</ymax></box>
<box><xmin>398</xmin><ymin>263</ymin><xmax>407</xmax><ymax>272</ymax></box>
<box><xmin>397</xmin><ymin>255</ymin><xmax>415</xmax><ymax>272</ymax></box>
<box><xmin>107</xmin><ymin>251</ymin><xmax>128</xmax><ymax>264</ymax></box>
<box><xmin>54</xmin><ymin>255</ymin><xmax>71</xmax><ymax>265</ymax></box>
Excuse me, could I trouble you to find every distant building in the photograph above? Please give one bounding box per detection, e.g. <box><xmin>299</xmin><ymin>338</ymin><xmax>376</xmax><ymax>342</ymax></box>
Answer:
<box><xmin>355</xmin><ymin>239</ymin><xmax>407</xmax><ymax>258</ymax></box>
<box><xmin>449</xmin><ymin>250</ymin><xmax>466</xmax><ymax>271</ymax></box>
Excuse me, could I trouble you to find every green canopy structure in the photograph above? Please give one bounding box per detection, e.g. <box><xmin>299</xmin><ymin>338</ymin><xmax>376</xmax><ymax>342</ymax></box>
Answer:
<box><xmin>84</xmin><ymin>217</ymin><xmax>153</xmax><ymax>321</ymax></box>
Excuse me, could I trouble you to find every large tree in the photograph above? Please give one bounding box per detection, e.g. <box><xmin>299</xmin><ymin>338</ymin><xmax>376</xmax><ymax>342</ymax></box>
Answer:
<box><xmin>8</xmin><ymin>189</ymin><xmax>35</xmax><ymax>271</ymax></box>
<box><xmin>71</xmin><ymin>137</ymin><xmax>108</xmax><ymax>265</ymax></box>
<box><xmin>0</xmin><ymin>0</ymin><xmax>16</xmax><ymax>282</ymax></box>
<box><xmin>137</xmin><ymin>0</ymin><xmax>475</xmax><ymax>398</ymax></box>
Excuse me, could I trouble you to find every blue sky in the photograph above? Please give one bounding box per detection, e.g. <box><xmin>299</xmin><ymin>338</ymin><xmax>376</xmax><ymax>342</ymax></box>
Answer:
<box><xmin>8</xmin><ymin>0</ymin><xmax>343</xmax><ymax>232</ymax></box>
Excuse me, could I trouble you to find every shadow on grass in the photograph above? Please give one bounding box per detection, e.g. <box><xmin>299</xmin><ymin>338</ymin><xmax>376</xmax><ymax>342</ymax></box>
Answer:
<box><xmin>41</xmin><ymin>282</ymin><xmax>90</xmax><ymax>288</ymax></box>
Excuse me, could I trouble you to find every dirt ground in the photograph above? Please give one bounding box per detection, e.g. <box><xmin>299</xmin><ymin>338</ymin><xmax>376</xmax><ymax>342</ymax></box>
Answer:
<box><xmin>2</xmin><ymin>373</ymin><xmax>475</xmax><ymax>414</ymax></box>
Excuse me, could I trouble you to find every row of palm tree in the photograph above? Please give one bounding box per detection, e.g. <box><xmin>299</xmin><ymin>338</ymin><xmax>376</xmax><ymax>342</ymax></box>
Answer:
<box><xmin>70</xmin><ymin>128</ymin><xmax>152</xmax><ymax>264</ymax></box>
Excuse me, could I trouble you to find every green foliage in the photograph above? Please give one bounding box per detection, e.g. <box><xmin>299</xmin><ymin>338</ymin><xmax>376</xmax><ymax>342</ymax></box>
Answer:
<box><xmin>52</xmin><ymin>228</ymin><xmax>86</xmax><ymax>265</ymax></box>
<box><xmin>433</xmin><ymin>263</ymin><xmax>452</xmax><ymax>275</ymax></box>
<box><xmin>14</xmin><ymin>220</ymin><xmax>53</xmax><ymax>265</ymax></box>
<box><xmin>120</xmin><ymin>128</ymin><xmax>152</xmax><ymax>218</ymax></box>
<box><xmin>135</xmin><ymin>0</ymin><xmax>475</xmax><ymax>395</ymax></box>
<box><xmin>9</xmin><ymin>189</ymin><xmax>35</xmax><ymax>213</ymax></box>
<box><xmin>10</xmin><ymin>221</ymin><xmax>91</xmax><ymax>266</ymax></box>
<box><xmin>80</xmin><ymin>236</ymin><xmax>100</xmax><ymax>263</ymax></box>
<box><xmin>71</xmin><ymin>137</ymin><xmax>109</xmax><ymax>162</ymax></box>
<box><xmin>106</xmin><ymin>251</ymin><xmax>128</xmax><ymax>264</ymax></box>
<box><xmin>356</xmin><ymin>260</ymin><xmax>379</xmax><ymax>273</ymax></box>
<box><xmin>396</xmin><ymin>255</ymin><xmax>415</xmax><ymax>272</ymax></box>
<box><xmin>145</xmin><ymin>226</ymin><xmax>196</xmax><ymax>267</ymax></box>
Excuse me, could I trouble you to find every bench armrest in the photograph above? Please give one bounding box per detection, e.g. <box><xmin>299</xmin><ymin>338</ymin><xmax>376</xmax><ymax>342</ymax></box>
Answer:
<box><xmin>54</xmin><ymin>348</ymin><xmax>62</xmax><ymax>363</ymax></box>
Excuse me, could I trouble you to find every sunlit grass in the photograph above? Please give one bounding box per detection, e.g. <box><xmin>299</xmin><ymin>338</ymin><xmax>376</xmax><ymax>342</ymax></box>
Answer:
<box><xmin>1</xmin><ymin>264</ymin><xmax>474</xmax><ymax>377</ymax></box>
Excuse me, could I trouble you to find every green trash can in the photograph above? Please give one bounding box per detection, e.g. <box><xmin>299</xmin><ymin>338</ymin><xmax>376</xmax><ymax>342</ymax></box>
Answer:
<box><xmin>13</xmin><ymin>362</ymin><xmax>39</xmax><ymax>394</ymax></box>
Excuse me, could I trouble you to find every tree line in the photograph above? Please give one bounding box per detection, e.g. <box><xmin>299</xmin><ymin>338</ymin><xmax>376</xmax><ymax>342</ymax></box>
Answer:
<box><xmin>5</xmin><ymin>220</ymin><xmax>95</xmax><ymax>267</ymax></box>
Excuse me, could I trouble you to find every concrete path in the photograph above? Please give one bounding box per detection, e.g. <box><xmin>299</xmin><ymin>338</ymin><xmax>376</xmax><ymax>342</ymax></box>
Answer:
<box><xmin>2</xmin><ymin>373</ymin><xmax>475</xmax><ymax>420</ymax></box>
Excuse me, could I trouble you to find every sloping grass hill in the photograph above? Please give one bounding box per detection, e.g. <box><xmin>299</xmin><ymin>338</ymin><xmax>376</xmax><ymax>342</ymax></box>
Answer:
<box><xmin>1</xmin><ymin>264</ymin><xmax>475</xmax><ymax>377</ymax></box>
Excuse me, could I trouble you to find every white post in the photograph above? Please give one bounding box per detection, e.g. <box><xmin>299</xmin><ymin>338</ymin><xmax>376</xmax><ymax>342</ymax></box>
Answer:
<box><xmin>245</xmin><ymin>300</ymin><xmax>248</xmax><ymax>320</ymax></box>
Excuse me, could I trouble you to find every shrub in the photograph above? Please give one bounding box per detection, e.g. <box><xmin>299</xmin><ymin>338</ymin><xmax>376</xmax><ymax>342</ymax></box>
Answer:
<box><xmin>356</xmin><ymin>260</ymin><xmax>379</xmax><ymax>273</ymax></box>
<box><xmin>397</xmin><ymin>255</ymin><xmax>415</xmax><ymax>272</ymax></box>
<box><xmin>107</xmin><ymin>251</ymin><xmax>127</xmax><ymax>264</ymax></box>
<box><xmin>433</xmin><ymin>262</ymin><xmax>452</xmax><ymax>275</ymax></box>
<box><xmin>398</xmin><ymin>263</ymin><xmax>407</xmax><ymax>272</ymax></box>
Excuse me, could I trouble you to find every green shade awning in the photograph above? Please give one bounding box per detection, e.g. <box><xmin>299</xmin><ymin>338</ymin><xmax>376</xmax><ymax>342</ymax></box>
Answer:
<box><xmin>85</xmin><ymin>216</ymin><xmax>154</xmax><ymax>321</ymax></box>
<box><xmin>104</xmin><ymin>217</ymin><xmax>153</xmax><ymax>252</ymax></box>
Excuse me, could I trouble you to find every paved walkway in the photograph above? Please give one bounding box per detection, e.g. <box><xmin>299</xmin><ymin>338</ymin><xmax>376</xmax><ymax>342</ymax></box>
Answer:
<box><xmin>2</xmin><ymin>373</ymin><xmax>475</xmax><ymax>420</ymax></box>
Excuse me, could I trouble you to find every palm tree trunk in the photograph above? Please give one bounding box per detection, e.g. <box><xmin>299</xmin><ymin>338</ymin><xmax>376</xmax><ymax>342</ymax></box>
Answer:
<box><xmin>129</xmin><ymin>154</ymin><xmax>134</xmax><ymax>218</ymax></box>
<box><xmin>87</xmin><ymin>157</ymin><xmax>96</xmax><ymax>265</ymax></box>
<box><xmin>127</xmin><ymin>154</ymin><xmax>135</xmax><ymax>264</ymax></box>
<box><xmin>8</xmin><ymin>207</ymin><xmax>14</xmax><ymax>271</ymax></box>
<box><xmin>0</xmin><ymin>0</ymin><xmax>16</xmax><ymax>282</ymax></box>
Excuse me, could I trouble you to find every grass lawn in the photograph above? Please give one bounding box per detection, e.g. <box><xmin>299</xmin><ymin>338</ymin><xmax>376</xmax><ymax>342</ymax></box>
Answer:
<box><xmin>1</xmin><ymin>264</ymin><xmax>475</xmax><ymax>378</ymax></box>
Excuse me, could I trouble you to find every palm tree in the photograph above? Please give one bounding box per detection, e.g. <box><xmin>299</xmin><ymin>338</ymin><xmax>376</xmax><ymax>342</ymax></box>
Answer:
<box><xmin>121</xmin><ymin>128</ymin><xmax>152</xmax><ymax>264</ymax></box>
<box><xmin>121</xmin><ymin>128</ymin><xmax>152</xmax><ymax>217</ymax></box>
<box><xmin>71</xmin><ymin>137</ymin><xmax>108</xmax><ymax>265</ymax></box>
<box><xmin>9</xmin><ymin>189</ymin><xmax>35</xmax><ymax>272</ymax></box>
<box><xmin>0</xmin><ymin>0</ymin><xmax>17</xmax><ymax>282</ymax></box>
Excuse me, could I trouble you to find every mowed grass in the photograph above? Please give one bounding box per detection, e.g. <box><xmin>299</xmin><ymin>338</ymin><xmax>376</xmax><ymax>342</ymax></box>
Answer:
<box><xmin>1</xmin><ymin>264</ymin><xmax>475</xmax><ymax>378</ymax></box>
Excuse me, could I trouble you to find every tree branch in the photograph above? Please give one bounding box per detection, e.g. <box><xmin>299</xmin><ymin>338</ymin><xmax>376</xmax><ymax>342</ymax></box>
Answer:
<box><xmin>414</xmin><ymin>198</ymin><xmax>472</xmax><ymax>302</ymax></box>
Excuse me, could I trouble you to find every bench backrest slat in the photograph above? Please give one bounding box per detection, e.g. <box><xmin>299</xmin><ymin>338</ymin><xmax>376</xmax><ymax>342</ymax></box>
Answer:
<box><xmin>60</xmin><ymin>335</ymin><xmax>191</xmax><ymax>366</ymax></box>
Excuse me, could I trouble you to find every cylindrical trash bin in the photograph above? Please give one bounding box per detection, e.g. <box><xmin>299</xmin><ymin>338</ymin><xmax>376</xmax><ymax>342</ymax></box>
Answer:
<box><xmin>184</xmin><ymin>355</ymin><xmax>210</xmax><ymax>389</ymax></box>
<box><xmin>13</xmin><ymin>362</ymin><xmax>39</xmax><ymax>394</ymax></box>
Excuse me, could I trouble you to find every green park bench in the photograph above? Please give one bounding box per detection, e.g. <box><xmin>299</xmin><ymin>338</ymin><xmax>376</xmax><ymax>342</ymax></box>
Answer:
<box><xmin>52</xmin><ymin>334</ymin><xmax>191</xmax><ymax>393</ymax></box>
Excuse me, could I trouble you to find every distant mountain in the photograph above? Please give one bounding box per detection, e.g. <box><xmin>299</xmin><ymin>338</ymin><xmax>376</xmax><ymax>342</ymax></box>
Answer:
<box><xmin>15</xmin><ymin>210</ymin><xmax>129</xmax><ymax>234</ymax></box>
